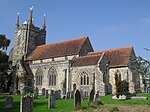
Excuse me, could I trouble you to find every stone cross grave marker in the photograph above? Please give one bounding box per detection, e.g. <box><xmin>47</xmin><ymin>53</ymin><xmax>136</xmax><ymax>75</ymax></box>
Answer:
<box><xmin>48</xmin><ymin>90</ymin><xmax>55</xmax><ymax>109</ymax></box>
<box><xmin>5</xmin><ymin>96</ymin><xmax>13</xmax><ymax>108</ymax></box>
<box><xmin>20</xmin><ymin>95</ymin><xmax>33</xmax><ymax>112</ymax></box>
<box><xmin>74</xmin><ymin>89</ymin><xmax>81</xmax><ymax>110</ymax></box>
<box><xmin>88</xmin><ymin>89</ymin><xmax>95</xmax><ymax>106</ymax></box>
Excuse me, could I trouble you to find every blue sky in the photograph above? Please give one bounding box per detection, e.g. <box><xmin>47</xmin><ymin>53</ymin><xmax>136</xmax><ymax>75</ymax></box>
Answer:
<box><xmin>0</xmin><ymin>0</ymin><xmax>150</xmax><ymax>59</ymax></box>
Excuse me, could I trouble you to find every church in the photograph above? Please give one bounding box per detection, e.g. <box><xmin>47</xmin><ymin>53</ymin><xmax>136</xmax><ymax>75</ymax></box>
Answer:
<box><xmin>9</xmin><ymin>8</ymin><xmax>142</xmax><ymax>96</ymax></box>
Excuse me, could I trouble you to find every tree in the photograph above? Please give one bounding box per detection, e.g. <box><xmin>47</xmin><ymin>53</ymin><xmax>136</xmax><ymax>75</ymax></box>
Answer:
<box><xmin>136</xmin><ymin>56</ymin><xmax>150</xmax><ymax>78</ymax></box>
<box><xmin>130</xmin><ymin>49</ymin><xmax>150</xmax><ymax>92</ymax></box>
<box><xmin>0</xmin><ymin>34</ymin><xmax>11</xmax><ymax>92</ymax></box>
<box><xmin>115</xmin><ymin>74</ymin><xmax>129</xmax><ymax>98</ymax></box>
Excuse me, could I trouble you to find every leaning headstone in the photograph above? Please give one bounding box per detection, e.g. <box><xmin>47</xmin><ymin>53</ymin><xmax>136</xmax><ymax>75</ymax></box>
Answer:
<box><xmin>71</xmin><ymin>91</ymin><xmax>74</xmax><ymax>99</ymax></box>
<box><xmin>48</xmin><ymin>90</ymin><xmax>55</xmax><ymax>109</ymax></box>
<box><xmin>20</xmin><ymin>95</ymin><xmax>33</xmax><ymax>112</ymax></box>
<box><xmin>66</xmin><ymin>91</ymin><xmax>70</xmax><ymax>99</ymax></box>
<box><xmin>74</xmin><ymin>89</ymin><xmax>81</xmax><ymax>110</ymax></box>
<box><xmin>88</xmin><ymin>89</ymin><xmax>95</xmax><ymax>106</ymax></box>
<box><xmin>42</xmin><ymin>88</ymin><xmax>45</xmax><ymax>96</ymax></box>
<box><xmin>5</xmin><ymin>96</ymin><xmax>13</xmax><ymax>108</ymax></box>
<box><xmin>45</xmin><ymin>90</ymin><xmax>49</xmax><ymax>98</ymax></box>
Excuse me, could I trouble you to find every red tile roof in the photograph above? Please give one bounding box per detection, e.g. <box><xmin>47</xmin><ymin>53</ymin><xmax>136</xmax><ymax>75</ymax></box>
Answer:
<box><xmin>72</xmin><ymin>53</ymin><xmax>103</xmax><ymax>67</ymax></box>
<box><xmin>27</xmin><ymin>36</ymin><xmax>88</xmax><ymax>60</ymax></box>
<box><xmin>88</xmin><ymin>46</ymin><xmax>133</xmax><ymax>67</ymax></box>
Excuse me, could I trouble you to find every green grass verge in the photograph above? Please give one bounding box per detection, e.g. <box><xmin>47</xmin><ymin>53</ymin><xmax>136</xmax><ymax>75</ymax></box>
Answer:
<box><xmin>0</xmin><ymin>93</ymin><xmax>150</xmax><ymax>112</ymax></box>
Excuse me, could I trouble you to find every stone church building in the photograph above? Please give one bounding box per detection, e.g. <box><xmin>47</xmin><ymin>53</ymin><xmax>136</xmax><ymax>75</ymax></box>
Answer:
<box><xmin>9</xmin><ymin>8</ymin><xmax>142</xmax><ymax>96</ymax></box>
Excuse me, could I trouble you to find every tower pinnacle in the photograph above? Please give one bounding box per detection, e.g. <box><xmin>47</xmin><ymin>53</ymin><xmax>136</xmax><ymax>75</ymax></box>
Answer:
<box><xmin>43</xmin><ymin>14</ymin><xmax>46</xmax><ymax>29</ymax></box>
<box><xmin>28</xmin><ymin>6</ymin><xmax>33</xmax><ymax>25</ymax></box>
<box><xmin>16</xmin><ymin>13</ymin><xmax>19</xmax><ymax>29</ymax></box>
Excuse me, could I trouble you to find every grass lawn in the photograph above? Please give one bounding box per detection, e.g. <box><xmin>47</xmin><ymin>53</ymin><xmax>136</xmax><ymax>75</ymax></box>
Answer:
<box><xmin>100</xmin><ymin>93</ymin><xmax>150</xmax><ymax>104</ymax></box>
<box><xmin>0</xmin><ymin>93</ymin><xmax>150</xmax><ymax>112</ymax></box>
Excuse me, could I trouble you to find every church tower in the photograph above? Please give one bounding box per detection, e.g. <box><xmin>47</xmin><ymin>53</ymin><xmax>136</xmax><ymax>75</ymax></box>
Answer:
<box><xmin>12</xmin><ymin>7</ymin><xmax>46</xmax><ymax>66</ymax></box>
<box><xmin>10</xmin><ymin>7</ymin><xmax>46</xmax><ymax>92</ymax></box>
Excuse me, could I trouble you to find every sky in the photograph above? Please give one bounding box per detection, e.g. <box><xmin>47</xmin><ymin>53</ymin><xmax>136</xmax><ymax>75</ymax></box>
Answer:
<box><xmin>0</xmin><ymin>0</ymin><xmax>150</xmax><ymax>59</ymax></box>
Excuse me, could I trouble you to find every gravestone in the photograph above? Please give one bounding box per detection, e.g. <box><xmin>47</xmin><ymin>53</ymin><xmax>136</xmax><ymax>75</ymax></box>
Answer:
<box><xmin>85</xmin><ymin>91</ymin><xmax>88</xmax><ymax>97</ymax></box>
<box><xmin>74</xmin><ymin>89</ymin><xmax>81</xmax><ymax>110</ymax></box>
<box><xmin>88</xmin><ymin>89</ymin><xmax>95</xmax><ymax>106</ymax></box>
<box><xmin>66</xmin><ymin>91</ymin><xmax>70</xmax><ymax>99</ymax></box>
<box><xmin>48</xmin><ymin>90</ymin><xmax>55</xmax><ymax>109</ymax></box>
<box><xmin>58</xmin><ymin>90</ymin><xmax>61</xmax><ymax>99</ymax></box>
<box><xmin>71</xmin><ymin>91</ymin><xmax>74</xmax><ymax>99</ymax></box>
<box><xmin>34</xmin><ymin>92</ymin><xmax>38</xmax><ymax>99</ymax></box>
<box><xmin>20</xmin><ymin>96</ymin><xmax>33</xmax><ymax>112</ymax></box>
<box><xmin>35</xmin><ymin>87</ymin><xmax>39</xmax><ymax>96</ymax></box>
<box><xmin>34</xmin><ymin>88</ymin><xmax>38</xmax><ymax>99</ymax></box>
<box><xmin>94</xmin><ymin>91</ymin><xmax>99</xmax><ymax>103</ymax></box>
<box><xmin>80</xmin><ymin>89</ymin><xmax>84</xmax><ymax>100</ymax></box>
<box><xmin>21</xmin><ymin>86</ymin><xmax>33</xmax><ymax>95</ymax></box>
<box><xmin>55</xmin><ymin>91</ymin><xmax>58</xmax><ymax>100</ymax></box>
<box><xmin>5</xmin><ymin>96</ymin><xmax>13</xmax><ymax>108</ymax></box>
<box><xmin>45</xmin><ymin>90</ymin><xmax>49</xmax><ymax>98</ymax></box>
<box><xmin>42</xmin><ymin>88</ymin><xmax>46</xmax><ymax>96</ymax></box>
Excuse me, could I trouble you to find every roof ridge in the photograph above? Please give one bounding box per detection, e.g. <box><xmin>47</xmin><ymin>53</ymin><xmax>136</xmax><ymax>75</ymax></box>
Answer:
<box><xmin>77</xmin><ymin>53</ymin><xmax>103</xmax><ymax>58</ymax></box>
<box><xmin>89</xmin><ymin>46</ymin><xmax>133</xmax><ymax>54</ymax></box>
<box><xmin>38</xmin><ymin>36</ymin><xmax>88</xmax><ymax>48</ymax></box>
<box><xmin>102</xmin><ymin>46</ymin><xmax>133</xmax><ymax>52</ymax></box>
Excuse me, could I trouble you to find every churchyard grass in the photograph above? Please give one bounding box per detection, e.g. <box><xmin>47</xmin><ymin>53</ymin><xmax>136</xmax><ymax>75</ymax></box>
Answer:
<box><xmin>100</xmin><ymin>93</ymin><xmax>150</xmax><ymax>104</ymax></box>
<box><xmin>0</xmin><ymin>93</ymin><xmax>150</xmax><ymax>112</ymax></box>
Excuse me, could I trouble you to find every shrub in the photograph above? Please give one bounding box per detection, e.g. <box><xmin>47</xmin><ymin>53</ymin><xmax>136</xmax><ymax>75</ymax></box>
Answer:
<box><xmin>116</xmin><ymin>80</ymin><xmax>129</xmax><ymax>97</ymax></box>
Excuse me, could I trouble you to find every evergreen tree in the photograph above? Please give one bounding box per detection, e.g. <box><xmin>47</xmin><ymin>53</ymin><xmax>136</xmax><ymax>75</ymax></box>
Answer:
<box><xmin>0</xmin><ymin>34</ymin><xmax>10</xmax><ymax>92</ymax></box>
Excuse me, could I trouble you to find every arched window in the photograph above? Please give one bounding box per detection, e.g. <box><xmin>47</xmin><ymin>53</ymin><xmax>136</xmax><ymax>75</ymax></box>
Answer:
<box><xmin>115</xmin><ymin>70</ymin><xmax>121</xmax><ymax>83</ymax></box>
<box><xmin>84</xmin><ymin>75</ymin><xmax>86</xmax><ymax>85</ymax></box>
<box><xmin>81</xmin><ymin>77</ymin><xmax>83</xmax><ymax>85</ymax></box>
<box><xmin>48</xmin><ymin>67</ymin><xmax>57</xmax><ymax>86</ymax></box>
<box><xmin>81</xmin><ymin>72</ymin><xmax>89</xmax><ymax>85</ymax></box>
<box><xmin>87</xmin><ymin>76</ymin><xmax>89</xmax><ymax>85</ymax></box>
<box><xmin>35</xmin><ymin>68</ymin><xmax>43</xmax><ymax>86</ymax></box>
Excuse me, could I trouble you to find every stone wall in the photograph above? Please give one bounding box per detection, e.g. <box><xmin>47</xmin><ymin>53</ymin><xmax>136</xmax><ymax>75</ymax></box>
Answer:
<box><xmin>30</xmin><ymin>60</ymin><xmax>71</xmax><ymax>95</ymax></box>
<box><xmin>109</xmin><ymin>67</ymin><xmax>139</xmax><ymax>94</ymax></box>
<box><xmin>79</xmin><ymin>38</ymin><xmax>93</xmax><ymax>56</ymax></box>
<box><xmin>71</xmin><ymin>53</ymin><xmax>109</xmax><ymax>96</ymax></box>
